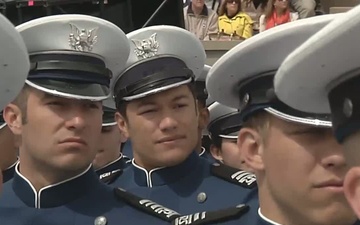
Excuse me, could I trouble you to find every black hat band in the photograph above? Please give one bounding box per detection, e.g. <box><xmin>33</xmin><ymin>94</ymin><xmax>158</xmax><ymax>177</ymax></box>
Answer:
<box><xmin>29</xmin><ymin>53</ymin><xmax>112</xmax><ymax>87</ymax></box>
<box><xmin>209</xmin><ymin>111</ymin><xmax>243</xmax><ymax>138</ymax></box>
<box><xmin>328</xmin><ymin>68</ymin><xmax>360</xmax><ymax>142</ymax></box>
<box><xmin>114</xmin><ymin>57</ymin><xmax>194</xmax><ymax>101</ymax></box>
<box><xmin>238</xmin><ymin>71</ymin><xmax>331</xmax><ymax>124</ymax></box>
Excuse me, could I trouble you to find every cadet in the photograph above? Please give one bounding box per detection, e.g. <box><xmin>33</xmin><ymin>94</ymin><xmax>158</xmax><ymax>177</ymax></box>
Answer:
<box><xmin>93</xmin><ymin>98</ymin><xmax>129</xmax><ymax>183</ymax></box>
<box><xmin>0</xmin><ymin>112</ymin><xmax>19</xmax><ymax>183</ymax></box>
<box><xmin>0</xmin><ymin>15</ymin><xmax>181</xmax><ymax>225</ymax></box>
<box><xmin>122</xmin><ymin>65</ymin><xmax>215</xmax><ymax>161</ymax></box>
<box><xmin>206</xmin><ymin>15</ymin><xmax>358</xmax><ymax>225</ymax></box>
<box><xmin>207</xmin><ymin>102</ymin><xmax>252</xmax><ymax>172</ymax></box>
<box><xmin>111</xmin><ymin>25</ymin><xmax>258</xmax><ymax>215</ymax></box>
<box><xmin>273</xmin><ymin>5</ymin><xmax>360</xmax><ymax>221</ymax></box>
<box><xmin>195</xmin><ymin>64</ymin><xmax>215</xmax><ymax>160</ymax></box>
<box><xmin>0</xmin><ymin>13</ymin><xmax>29</xmax><ymax>188</ymax></box>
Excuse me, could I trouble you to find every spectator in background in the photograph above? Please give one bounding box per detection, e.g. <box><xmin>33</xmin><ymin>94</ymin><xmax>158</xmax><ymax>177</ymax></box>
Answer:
<box><xmin>184</xmin><ymin>0</ymin><xmax>218</xmax><ymax>40</ymax></box>
<box><xmin>291</xmin><ymin>0</ymin><xmax>316</xmax><ymax>18</ymax></box>
<box><xmin>259</xmin><ymin>0</ymin><xmax>298</xmax><ymax>32</ymax></box>
<box><xmin>241</xmin><ymin>0</ymin><xmax>262</xmax><ymax>31</ymax></box>
<box><xmin>252</xmin><ymin>0</ymin><xmax>316</xmax><ymax>19</ymax></box>
<box><xmin>218</xmin><ymin>0</ymin><xmax>254</xmax><ymax>39</ymax></box>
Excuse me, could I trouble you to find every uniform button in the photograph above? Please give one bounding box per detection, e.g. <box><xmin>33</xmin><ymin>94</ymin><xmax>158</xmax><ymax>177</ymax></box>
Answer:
<box><xmin>94</xmin><ymin>216</ymin><xmax>107</xmax><ymax>225</ymax></box>
<box><xmin>197</xmin><ymin>192</ymin><xmax>207</xmax><ymax>203</ymax></box>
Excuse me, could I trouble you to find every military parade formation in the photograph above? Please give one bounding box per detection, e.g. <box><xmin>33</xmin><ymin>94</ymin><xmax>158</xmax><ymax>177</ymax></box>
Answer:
<box><xmin>1</xmin><ymin>4</ymin><xmax>360</xmax><ymax>225</ymax></box>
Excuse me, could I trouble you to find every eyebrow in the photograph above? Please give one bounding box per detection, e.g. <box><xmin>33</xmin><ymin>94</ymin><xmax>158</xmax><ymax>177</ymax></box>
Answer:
<box><xmin>40</xmin><ymin>93</ymin><xmax>58</xmax><ymax>101</ymax></box>
<box><xmin>171</xmin><ymin>95</ymin><xmax>190</xmax><ymax>102</ymax></box>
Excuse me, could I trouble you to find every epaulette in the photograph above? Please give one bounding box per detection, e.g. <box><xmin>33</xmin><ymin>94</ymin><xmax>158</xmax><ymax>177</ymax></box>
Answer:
<box><xmin>114</xmin><ymin>188</ymin><xmax>181</xmax><ymax>222</ymax></box>
<box><xmin>99</xmin><ymin>169</ymin><xmax>122</xmax><ymax>185</ymax></box>
<box><xmin>172</xmin><ymin>204</ymin><xmax>249</xmax><ymax>225</ymax></box>
<box><xmin>211</xmin><ymin>163</ymin><xmax>257</xmax><ymax>188</ymax></box>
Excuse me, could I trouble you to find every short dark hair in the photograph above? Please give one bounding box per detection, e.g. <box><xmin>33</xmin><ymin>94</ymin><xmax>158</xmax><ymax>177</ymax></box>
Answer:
<box><xmin>242</xmin><ymin>110</ymin><xmax>271</xmax><ymax>142</ymax></box>
<box><xmin>12</xmin><ymin>84</ymin><xmax>31</xmax><ymax>124</ymax></box>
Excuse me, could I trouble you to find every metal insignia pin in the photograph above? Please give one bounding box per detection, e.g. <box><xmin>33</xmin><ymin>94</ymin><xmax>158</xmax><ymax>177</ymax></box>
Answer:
<box><xmin>343</xmin><ymin>98</ymin><xmax>353</xmax><ymax>118</ymax></box>
<box><xmin>243</xmin><ymin>93</ymin><xmax>250</xmax><ymax>105</ymax></box>
<box><xmin>197</xmin><ymin>192</ymin><xmax>207</xmax><ymax>203</ymax></box>
<box><xmin>94</xmin><ymin>216</ymin><xmax>107</xmax><ymax>225</ymax></box>
<box><xmin>69</xmin><ymin>23</ymin><xmax>98</xmax><ymax>52</ymax></box>
<box><xmin>131</xmin><ymin>33</ymin><xmax>160</xmax><ymax>59</ymax></box>
<box><xmin>239</xmin><ymin>93</ymin><xmax>250</xmax><ymax>111</ymax></box>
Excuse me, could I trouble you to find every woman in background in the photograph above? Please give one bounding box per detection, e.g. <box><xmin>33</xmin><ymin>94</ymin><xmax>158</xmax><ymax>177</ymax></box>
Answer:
<box><xmin>218</xmin><ymin>0</ymin><xmax>254</xmax><ymax>39</ymax></box>
<box><xmin>259</xmin><ymin>0</ymin><xmax>298</xmax><ymax>32</ymax></box>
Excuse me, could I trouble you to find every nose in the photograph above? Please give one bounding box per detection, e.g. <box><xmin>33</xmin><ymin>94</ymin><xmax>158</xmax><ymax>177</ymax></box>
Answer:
<box><xmin>65</xmin><ymin>107</ymin><xmax>86</xmax><ymax>131</ymax></box>
<box><xmin>159</xmin><ymin>115</ymin><xmax>178</xmax><ymax>132</ymax></box>
<box><xmin>321</xmin><ymin>153</ymin><xmax>346</xmax><ymax>169</ymax></box>
<box><xmin>320</xmin><ymin>138</ymin><xmax>347</xmax><ymax>170</ymax></box>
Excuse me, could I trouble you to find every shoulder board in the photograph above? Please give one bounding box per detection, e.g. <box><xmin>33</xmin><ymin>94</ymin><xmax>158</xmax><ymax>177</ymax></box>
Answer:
<box><xmin>211</xmin><ymin>163</ymin><xmax>257</xmax><ymax>189</ymax></box>
<box><xmin>172</xmin><ymin>204</ymin><xmax>249</xmax><ymax>225</ymax></box>
<box><xmin>114</xmin><ymin>188</ymin><xmax>181</xmax><ymax>222</ymax></box>
<box><xmin>99</xmin><ymin>169</ymin><xmax>122</xmax><ymax>185</ymax></box>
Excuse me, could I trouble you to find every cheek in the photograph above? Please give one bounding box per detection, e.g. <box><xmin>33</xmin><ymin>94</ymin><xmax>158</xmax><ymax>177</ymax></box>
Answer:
<box><xmin>222</xmin><ymin>143</ymin><xmax>241</xmax><ymax>160</ymax></box>
<box><xmin>182</xmin><ymin>108</ymin><xmax>199</xmax><ymax>126</ymax></box>
<box><xmin>265</xmin><ymin>137</ymin><xmax>314</xmax><ymax>184</ymax></box>
<box><xmin>343</xmin><ymin>133</ymin><xmax>360</xmax><ymax>166</ymax></box>
<box><xmin>127</xmin><ymin>117</ymin><xmax>157</xmax><ymax>142</ymax></box>
<box><xmin>89</xmin><ymin>114</ymin><xmax>102</xmax><ymax>131</ymax></box>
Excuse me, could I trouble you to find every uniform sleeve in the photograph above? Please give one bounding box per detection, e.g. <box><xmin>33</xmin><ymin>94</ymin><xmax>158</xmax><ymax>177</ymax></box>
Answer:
<box><xmin>204</xmin><ymin>12</ymin><xmax>219</xmax><ymax>40</ymax></box>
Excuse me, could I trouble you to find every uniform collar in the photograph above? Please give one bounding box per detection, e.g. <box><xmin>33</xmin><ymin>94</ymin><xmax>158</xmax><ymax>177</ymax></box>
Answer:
<box><xmin>95</xmin><ymin>154</ymin><xmax>128</xmax><ymax>176</ymax></box>
<box><xmin>198</xmin><ymin>147</ymin><xmax>206</xmax><ymax>157</ymax></box>
<box><xmin>187</xmin><ymin>3</ymin><xmax>209</xmax><ymax>16</ymax></box>
<box><xmin>12</xmin><ymin>163</ymin><xmax>100</xmax><ymax>208</ymax></box>
<box><xmin>258</xmin><ymin>208</ymin><xmax>283</xmax><ymax>225</ymax></box>
<box><xmin>2</xmin><ymin>159</ymin><xmax>18</xmax><ymax>183</ymax></box>
<box><xmin>132</xmin><ymin>151</ymin><xmax>200</xmax><ymax>187</ymax></box>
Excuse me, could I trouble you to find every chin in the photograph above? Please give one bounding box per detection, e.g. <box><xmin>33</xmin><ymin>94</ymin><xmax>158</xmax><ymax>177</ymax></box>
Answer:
<box><xmin>54</xmin><ymin>155</ymin><xmax>93</xmax><ymax>171</ymax></box>
<box><xmin>311</xmin><ymin>203</ymin><xmax>356</xmax><ymax>225</ymax></box>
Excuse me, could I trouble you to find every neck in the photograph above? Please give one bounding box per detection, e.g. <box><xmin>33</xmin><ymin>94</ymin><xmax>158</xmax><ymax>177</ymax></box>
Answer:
<box><xmin>275</xmin><ymin>8</ymin><xmax>286</xmax><ymax>16</ymax></box>
<box><xmin>133</xmin><ymin>151</ymin><xmax>192</xmax><ymax>171</ymax></box>
<box><xmin>94</xmin><ymin>152</ymin><xmax>122</xmax><ymax>170</ymax></box>
<box><xmin>227</xmin><ymin>11</ymin><xmax>237</xmax><ymax>18</ymax></box>
<box><xmin>258</xmin><ymin>177</ymin><xmax>290</xmax><ymax>225</ymax></box>
<box><xmin>1</xmin><ymin>151</ymin><xmax>18</xmax><ymax>170</ymax></box>
<box><xmin>132</xmin><ymin>153</ymin><xmax>161</xmax><ymax>171</ymax></box>
<box><xmin>19</xmin><ymin>149</ymin><xmax>90</xmax><ymax>192</ymax></box>
<box><xmin>192</xmin><ymin>4</ymin><xmax>204</xmax><ymax>15</ymax></box>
